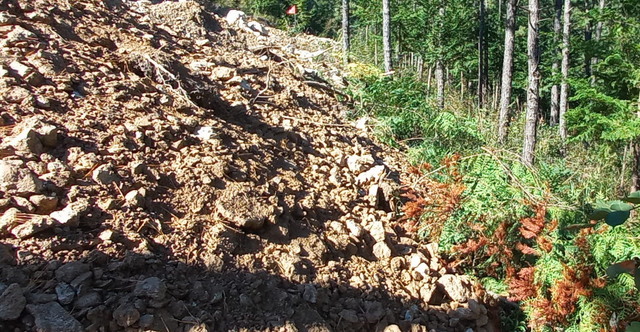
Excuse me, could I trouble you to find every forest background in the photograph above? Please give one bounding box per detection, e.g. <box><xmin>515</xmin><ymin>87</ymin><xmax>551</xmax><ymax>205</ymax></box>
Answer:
<box><xmin>216</xmin><ymin>0</ymin><xmax>640</xmax><ymax>330</ymax></box>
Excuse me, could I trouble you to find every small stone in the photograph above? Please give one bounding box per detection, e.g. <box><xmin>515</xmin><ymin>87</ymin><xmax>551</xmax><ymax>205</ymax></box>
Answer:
<box><xmin>339</xmin><ymin>309</ymin><xmax>359</xmax><ymax>324</ymax></box>
<box><xmin>302</xmin><ymin>284</ymin><xmax>317</xmax><ymax>304</ymax></box>
<box><xmin>0</xmin><ymin>283</ymin><xmax>26</xmax><ymax>320</ymax></box>
<box><xmin>36</xmin><ymin>124</ymin><xmax>59</xmax><ymax>147</ymax></box>
<box><xmin>98</xmin><ymin>229</ymin><xmax>114</xmax><ymax>242</ymax></box>
<box><xmin>420</xmin><ymin>283</ymin><xmax>437</xmax><ymax>304</ymax></box>
<box><xmin>372</xmin><ymin>242</ymin><xmax>392</xmax><ymax>259</ymax></box>
<box><xmin>0</xmin><ymin>243</ymin><xmax>16</xmax><ymax>266</ymax></box>
<box><xmin>10</xmin><ymin>214</ymin><xmax>55</xmax><ymax>239</ymax></box>
<box><xmin>134</xmin><ymin>277</ymin><xmax>166</xmax><ymax>301</ymax></box>
<box><xmin>112</xmin><ymin>303</ymin><xmax>140</xmax><ymax>327</ymax></box>
<box><xmin>210</xmin><ymin>67</ymin><xmax>235</xmax><ymax>81</ymax></box>
<box><xmin>415</xmin><ymin>262</ymin><xmax>429</xmax><ymax>278</ymax></box>
<box><xmin>55</xmin><ymin>261</ymin><xmax>90</xmax><ymax>283</ymax></box>
<box><xmin>225</xmin><ymin>10</ymin><xmax>246</xmax><ymax>25</ymax></box>
<box><xmin>91</xmin><ymin>164</ymin><xmax>119</xmax><ymax>185</ymax></box>
<box><xmin>0</xmin><ymin>160</ymin><xmax>43</xmax><ymax>196</ymax></box>
<box><xmin>26</xmin><ymin>293</ymin><xmax>58</xmax><ymax>304</ymax></box>
<box><xmin>383</xmin><ymin>325</ymin><xmax>402</xmax><ymax>332</ymax></box>
<box><xmin>124</xmin><ymin>190</ymin><xmax>144</xmax><ymax>207</ymax></box>
<box><xmin>356</xmin><ymin>165</ymin><xmax>386</xmax><ymax>185</ymax></box>
<box><xmin>74</xmin><ymin>292</ymin><xmax>101</xmax><ymax>309</ymax></box>
<box><xmin>4</xmin><ymin>86</ymin><xmax>31</xmax><ymax>104</ymax></box>
<box><xmin>346</xmin><ymin>220</ymin><xmax>363</xmax><ymax>238</ymax></box>
<box><xmin>363</xmin><ymin>301</ymin><xmax>384</xmax><ymax>323</ymax></box>
<box><xmin>55</xmin><ymin>283</ymin><xmax>75</xmax><ymax>305</ymax></box>
<box><xmin>9</xmin><ymin>127</ymin><xmax>43</xmax><ymax>155</ymax></box>
<box><xmin>50</xmin><ymin>199</ymin><xmax>89</xmax><ymax>228</ymax></box>
<box><xmin>437</xmin><ymin>275</ymin><xmax>475</xmax><ymax>303</ymax></box>
<box><xmin>29</xmin><ymin>195</ymin><xmax>58</xmax><ymax>214</ymax></box>
<box><xmin>26</xmin><ymin>302</ymin><xmax>83</xmax><ymax>332</ymax></box>
<box><xmin>139</xmin><ymin>314</ymin><xmax>154</xmax><ymax>328</ymax></box>
<box><xmin>369</xmin><ymin>220</ymin><xmax>386</xmax><ymax>242</ymax></box>
<box><xmin>11</xmin><ymin>196</ymin><xmax>35</xmax><ymax>212</ymax></box>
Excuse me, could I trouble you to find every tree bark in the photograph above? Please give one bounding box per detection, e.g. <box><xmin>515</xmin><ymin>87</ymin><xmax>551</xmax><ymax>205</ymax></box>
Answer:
<box><xmin>590</xmin><ymin>0</ymin><xmax>605</xmax><ymax>85</ymax></box>
<box><xmin>584</xmin><ymin>0</ymin><xmax>593</xmax><ymax>79</ymax></box>
<box><xmin>478</xmin><ymin>0</ymin><xmax>487</xmax><ymax>109</ymax></box>
<box><xmin>559</xmin><ymin>0</ymin><xmax>571</xmax><ymax>143</ymax></box>
<box><xmin>382</xmin><ymin>0</ymin><xmax>392</xmax><ymax>73</ymax></box>
<box><xmin>436</xmin><ymin>60</ymin><xmax>445</xmax><ymax>109</ymax></box>
<box><xmin>522</xmin><ymin>0</ymin><xmax>540</xmax><ymax>166</ymax></box>
<box><xmin>498</xmin><ymin>0</ymin><xmax>517</xmax><ymax>144</ymax></box>
<box><xmin>550</xmin><ymin>0</ymin><xmax>562</xmax><ymax>125</ymax></box>
<box><xmin>633</xmin><ymin>94</ymin><xmax>640</xmax><ymax>192</ymax></box>
<box><xmin>342</xmin><ymin>0</ymin><xmax>350</xmax><ymax>66</ymax></box>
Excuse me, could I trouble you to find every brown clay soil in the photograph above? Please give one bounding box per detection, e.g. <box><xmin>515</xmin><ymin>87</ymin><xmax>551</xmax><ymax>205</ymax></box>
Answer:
<box><xmin>0</xmin><ymin>0</ymin><xmax>502</xmax><ymax>331</ymax></box>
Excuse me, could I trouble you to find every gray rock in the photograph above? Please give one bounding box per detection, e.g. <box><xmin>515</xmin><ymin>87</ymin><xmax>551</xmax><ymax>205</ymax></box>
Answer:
<box><xmin>10</xmin><ymin>214</ymin><xmax>55</xmax><ymax>239</ymax></box>
<box><xmin>8</xmin><ymin>128</ymin><xmax>43</xmax><ymax>155</ymax></box>
<box><xmin>437</xmin><ymin>274</ymin><xmax>475</xmax><ymax>303</ymax></box>
<box><xmin>69</xmin><ymin>271</ymin><xmax>93</xmax><ymax>290</ymax></box>
<box><xmin>26</xmin><ymin>302</ymin><xmax>83</xmax><ymax>332</ymax></box>
<box><xmin>363</xmin><ymin>301</ymin><xmax>384</xmax><ymax>323</ymax></box>
<box><xmin>302</xmin><ymin>284</ymin><xmax>317</xmax><ymax>304</ymax></box>
<box><xmin>339</xmin><ymin>309</ymin><xmax>359</xmax><ymax>324</ymax></box>
<box><xmin>211</xmin><ymin>67</ymin><xmax>235</xmax><ymax>81</ymax></box>
<box><xmin>26</xmin><ymin>293</ymin><xmax>58</xmax><ymax>304</ymax></box>
<box><xmin>112</xmin><ymin>303</ymin><xmax>140</xmax><ymax>327</ymax></box>
<box><xmin>0</xmin><ymin>283</ymin><xmax>26</xmax><ymax>320</ymax></box>
<box><xmin>0</xmin><ymin>243</ymin><xmax>15</xmax><ymax>266</ymax></box>
<box><xmin>74</xmin><ymin>292</ymin><xmax>101</xmax><ymax>309</ymax></box>
<box><xmin>91</xmin><ymin>164</ymin><xmax>119</xmax><ymax>185</ymax></box>
<box><xmin>50</xmin><ymin>199</ymin><xmax>89</xmax><ymax>228</ymax></box>
<box><xmin>0</xmin><ymin>160</ymin><xmax>43</xmax><ymax>196</ymax></box>
<box><xmin>29</xmin><ymin>195</ymin><xmax>59</xmax><ymax>214</ymax></box>
<box><xmin>134</xmin><ymin>277</ymin><xmax>166</xmax><ymax>301</ymax></box>
<box><xmin>55</xmin><ymin>262</ymin><xmax>90</xmax><ymax>283</ymax></box>
<box><xmin>55</xmin><ymin>283</ymin><xmax>75</xmax><ymax>305</ymax></box>
<box><xmin>139</xmin><ymin>314</ymin><xmax>154</xmax><ymax>328</ymax></box>
<box><xmin>36</xmin><ymin>124</ymin><xmax>59</xmax><ymax>147</ymax></box>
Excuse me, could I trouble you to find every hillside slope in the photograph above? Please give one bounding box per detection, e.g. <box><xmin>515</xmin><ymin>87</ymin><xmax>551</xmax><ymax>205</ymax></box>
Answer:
<box><xmin>0</xmin><ymin>0</ymin><xmax>498</xmax><ymax>331</ymax></box>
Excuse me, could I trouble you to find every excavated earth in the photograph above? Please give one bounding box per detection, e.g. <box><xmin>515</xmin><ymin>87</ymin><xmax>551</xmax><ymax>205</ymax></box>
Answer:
<box><xmin>0</xmin><ymin>0</ymin><xmax>501</xmax><ymax>331</ymax></box>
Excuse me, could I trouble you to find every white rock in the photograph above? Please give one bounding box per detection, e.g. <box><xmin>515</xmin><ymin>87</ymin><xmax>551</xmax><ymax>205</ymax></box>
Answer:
<box><xmin>225</xmin><ymin>10</ymin><xmax>246</xmax><ymax>25</ymax></box>
<box><xmin>246</xmin><ymin>21</ymin><xmax>268</xmax><ymax>36</ymax></box>
<box><xmin>369</xmin><ymin>220</ymin><xmax>386</xmax><ymax>242</ymax></box>
<box><xmin>92</xmin><ymin>164</ymin><xmax>119</xmax><ymax>185</ymax></box>
<box><xmin>372</xmin><ymin>242</ymin><xmax>392</xmax><ymax>259</ymax></box>
<box><xmin>356</xmin><ymin>165</ymin><xmax>386</xmax><ymax>185</ymax></box>
<box><xmin>211</xmin><ymin>66</ymin><xmax>235</xmax><ymax>81</ymax></box>
<box><xmin>50</xmin><ymin>199</ymin><xmax>89</xmax><ymax>228</ymax></box>
<box><xmin>346</xmin><ymin>220</ymin><xmax>363</xmax><ymax>238</ymax></box>
<box><xmin>415</xmin><ymin>262</ymin><xmax>429</xmax><ymax>278</ymax></box>
<box><xmin>355</xmin><ymin>117</ymin><xmax>369</xmax><ymax>130</ymax></box>
<box><xmin>195</xmin><ymin>126</ymin><xmax>217</xmax><ymax>141</ymax></box>
<box><xmin>9</xmin><ymin>61</ymin><xmax>32</xmax><ymax>77</ymax></box>
<box><xmin>125</xmin><ymin>190</ymin><xmax>144</xmax><ymax>207</ymax></box>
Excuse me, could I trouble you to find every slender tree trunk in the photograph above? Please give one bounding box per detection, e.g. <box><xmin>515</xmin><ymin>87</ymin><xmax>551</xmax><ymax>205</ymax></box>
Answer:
<box><xmin>435</xmin><ymin>4</ymin><xmax>445</xmax><ymax>108</ymax></box>
<box><xmin>584</xmin><ymin>0</ymin><xmax>593</xmax><ymax>79</ymax></box>
<box><xmin>559</xmin><ymin>0</ymin><xmax>571</xmax><ymax>143</ymax></box>
<box><xmin>590</xmin><ymin>0</ymin><xmax>605</xmax><ymax>85</ymax></box>
<box><xmin>522</xmin><ymin>0</ymin><xmax>540</xmax><ymax>166</ymax></box>
<box><xmin>478</xmin><ymin>0</ymin><xmax>486</xmax><ymax>109</ymax></box>
<box><xmin>427</xmin><ymin>65</ymin><xmax>433</xmax><ymax>94</ymax></box>
<box><xmin>436</xmin><ymin>60</ymin><xmax>445</xmax><ymax>109</ymax></box>
<box><xmin>633</xmin><ymin>94</ymin><xmax>640</xmax><ymax>192</ymax></box>
<box><xmin>342</xmin><ymin>0</ymin><xmax>350</xmax><ymax>66</ymax></box>
<box><xmin>550</xmin><ymin>0</ymin><xmax>562</xmax><ymax>125</ymax></box>
<box><xmin>382</xmin><ymin>0</ymin><xmax>392</xmax><ymax>73</ymax></box>
<box><xmin>498</xmin><ymin>0</ymin><xmax>517</xmax><ymax>144</ymax></box>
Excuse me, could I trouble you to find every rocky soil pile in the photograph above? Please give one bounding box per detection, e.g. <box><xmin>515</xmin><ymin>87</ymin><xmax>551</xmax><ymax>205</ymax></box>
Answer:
<box><xmin>0</xmin><ymin>0</ymin><xmax>501</xmax><ymax>331</ymax></box>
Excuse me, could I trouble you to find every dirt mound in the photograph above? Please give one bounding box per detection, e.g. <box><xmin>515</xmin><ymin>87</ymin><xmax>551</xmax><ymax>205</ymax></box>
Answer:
<box><xmin>0</xmin><ymin>0</ymin><xmax>499</xmax><ymax>331</ymax></box>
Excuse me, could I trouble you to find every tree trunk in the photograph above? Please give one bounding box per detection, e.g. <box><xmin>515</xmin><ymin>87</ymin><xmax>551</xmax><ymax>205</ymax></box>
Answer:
<box><xmin>436</xmin><ymin>60</ymin><xmax>445</xmax><ymax>109</ymax></box>
<box><xmin>498</xmin><ymin>0</ymin><xmax>517</xmax><ymax>144</ymax></box>
<box><xmin>478</xmin><ymin>0</ymin><xmax>486</xmax><ymax>109</ymax></box>
<box><xmin>559</xmin><ymin>0</ymin><xmax>571</xmax><ymax>143</ymax></box>
<box><xmin>633</xmin><ymin>94</ymin><xmax>640</xmax><ymax>192</ymax></box>
<box><xmin>522</xmin><ymin>0</ymin><xmax>540</xmax><ymax>166</ymax></box>
<box><xmin>584</xmin><ymin>0</ymin><xmax>593</xmax><ymax>79</ymax></box>
<box><xmin>590</xmin><ymin>0</ymin><xmax>605</xmax><ymax>85</ymax></box>
<box><xmin>382</xmin><ymin>0</ymin><xmax>392</xmax><ymax>73</ymax></box>
<box><xmin>550</xmin><ymin>0</ymin><xmax>562</xmax><ymax>125</ymax></box>
<box><xmin>342</xmin><ymin>0</ymin><xmax>350</xmax><ymax>66</ymax></box>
